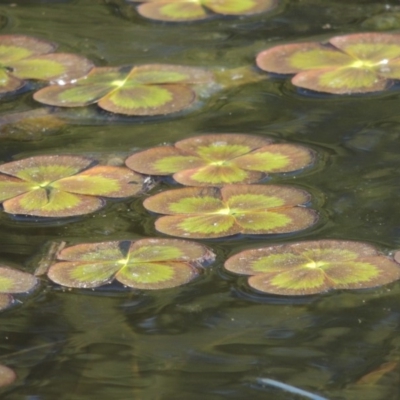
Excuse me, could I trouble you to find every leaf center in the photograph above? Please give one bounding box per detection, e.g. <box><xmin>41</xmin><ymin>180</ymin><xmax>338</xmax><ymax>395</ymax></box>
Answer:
<box><xmin>304</xmin><ymin>261</ymin><xmax>326</xmax><ymax>269</ymax></box>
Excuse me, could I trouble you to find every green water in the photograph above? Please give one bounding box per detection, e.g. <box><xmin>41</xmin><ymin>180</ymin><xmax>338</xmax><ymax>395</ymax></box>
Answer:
<box><xmin>1</xmin><ymin>0</ymin><xmax>400</xmax><ymax>398</ymax></box>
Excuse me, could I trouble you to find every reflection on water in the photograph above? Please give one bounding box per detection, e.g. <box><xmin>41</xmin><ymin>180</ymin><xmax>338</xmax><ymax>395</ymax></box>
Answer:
<box><xmin>1</xmin><ymin>0</ymin><xmax>400</xmax><ymax>399</ymax></box>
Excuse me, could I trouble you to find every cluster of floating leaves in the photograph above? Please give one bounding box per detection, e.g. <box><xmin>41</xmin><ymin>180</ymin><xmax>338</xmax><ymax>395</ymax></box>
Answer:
<box><xmin>0</xmin><ymin>35</ymin><xmax>93</xmax><ymax>94</ymax></box>
<box><xmin>256</xmin><ymin>32</ymin><xmax>400</xmax><ymax>94</ymax></box>
<box><xmin>129</xmin><ymin>0</ymin><xmax>277</xmax><ymax>22</ymax></box>
<box><xmin>225</xmin><ymin>240</ymin><xmax>400</xmax><ymax>295</ymax></box>
<box><xmin>143</xmin><ymin>184</ymin><xmax>318</xmax><ymax>238</ymax></box>
<box><xmin>34</xmin><ymin>64</ymin><xmax>214</xmax><ymax>116</ymax></box>
<box><xmin>47</xmin><ymin>238</ymin><xmax>214</xmax><ymax>289</ymax></box>
<box><xmin>0</xmin><ymin>155</ymin><xmax>146</xmax><ymax>217</ymax></box>
<box><xmin>0</xmin><ymin>265</ymin><xmax>38</xmax><ymax>311</ymax></box>
<box><xmin>126</xmin><ymin>134</ymin><xmax>314</xmax><ymax>186</ymax></box>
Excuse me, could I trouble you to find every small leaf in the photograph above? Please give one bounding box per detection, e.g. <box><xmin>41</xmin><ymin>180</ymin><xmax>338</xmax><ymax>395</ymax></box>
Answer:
<box><xmin>137</xmin><ymin>1</ymin><xmax>209</xmax><ymax>21</ymax></box>
<box><xmin>48</xmin><ymin>238</ymin><xmax>214</xmax><ymax>289</ymax></box>
<box><xmin>204</xmin><ymin>0</ymin><xmax>277</xmax><ymax>15</ymax></box>
<box><xmin>0</xmin><ymin>266</ymin><xmax>38</xmax><ymax>293</ymax></box>
<box><xmin>98</xmin><ymin>83</ymin><xmax>195</xmax><ymax>116</ymax></box>
<box><xmin>224</xmin><ymin>240</ymin><xmax>400</xmax><ymax>295</ymax></box>
<box><xmin>11</xmin><ymin>53</ymin><xmax>94</xmax><ymax>82</ymax></box>
<box><xmin>116</xmin><ymin>261</ymin><xmax>198</xmax><ymax>289</ymax></box>
<box><xmin>0</xmin><ymin>364</ymin><xmax>16</xmax><ymax>387</ymax></box>
<box><xmin>0</xmin><ymin>294</ymin><xmax>12</xmax><ymax>311</ymax></box>
<box><xmin>144</xmin><ymin>185</ymin><xmax>317</xmax><ymax>239</ymax></box>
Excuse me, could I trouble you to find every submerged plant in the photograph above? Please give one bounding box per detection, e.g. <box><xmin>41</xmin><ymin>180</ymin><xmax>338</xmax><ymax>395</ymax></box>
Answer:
<box><xmin>143</xmin><ymin>184</ymin><xmax>318</xmax><ymax>239</ymax></box>
<box><xmin>0</xmin><ymin>155</ymin><xmax>147</xmax><ymax>217</ymax></box>
<box><xmin>47</xmin><ymin>238</ymin><xmax>215</xmax><ymax>289</ymax></box>
<box><xmin>0</xmin><ymin>35</ymin><xmax>93</xmax><ymax>94</ymax></box>
<box><xmin>33</xmin><ymin>64</ymin><xmax>214</xmax><ymax>116</ymax></box>
<box><xmin>256</xmin><ymin>33</ymin><xmax>400</xmax><ymax>94</ymax></box>
<box><xmin>125</xmin><ymin>134</ymin><xmax>314</xmax><ymax>186</ymax></box>
<box><xmin>224</xmin><ymin>240</ymin><xmax>400</xmax><ymax>295</ymax></box>
<box><xmin>0</xmin><ymin>265</ymin><xmax>38</xmax><ymax>311</ymax></box>
<box><xmin>129</xmin><ymin>0</ymin><xmax>277</xmax><ymax>22</ymax></box>
<box><xmin>0</xmin><ymin>364</ymin><xmax>16</xmax><ymax>387</ymax></box>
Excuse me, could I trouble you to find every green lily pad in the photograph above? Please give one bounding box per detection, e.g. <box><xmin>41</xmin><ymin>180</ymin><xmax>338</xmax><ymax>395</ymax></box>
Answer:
<box><xmin>126</xmin><ymin>134</ymin><xmax>314</xmax><ymax>186</ymax></box>
<box><xmin>33</xmin><ymin>64</ymin><xmax>214</xmax><ymax>116</ymax></box>
<box><xmin>0</xmin><ymin>155</ymin><xmax>147</xmax><ymax>217</ymax></box>
<box><xmin>0</xmin><ymin>364</ymin><xmax>16</xmax><ymax>387</ymax></box>
<box><xmin>0</xmin><ymin>35</ymin><xmax>93</xmax><ymax>94</ymax></box>
<box><xmin>224</xmin><ymin>240</ymin><xmax>400</xmax><ymax>295</ymax></box>
<box><xmin>132</xmin><ymin>0</ymin><xmax>277</xmax><ymax>22</ymax></box>
<box><xmin>256</xmin><ymin>32</ymin><xmax>400</xmax><ymax>94</ymax></box>
<box><xmin>143</xmin><ymin>184</ymin><xmax>318</xmax><ymax>239</ymax></box>
<box><xmin>47</xmin><ymin>238</ymin><xmax>215</xmax><ymax>289</ymax></box>
<box><xmin>0</xmin><ymin>265</ymin><xmax>38</xmax><ymax>311</ymax></box>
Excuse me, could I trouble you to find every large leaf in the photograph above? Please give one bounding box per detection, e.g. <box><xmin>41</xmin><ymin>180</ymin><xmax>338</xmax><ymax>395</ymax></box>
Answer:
<box><xmin>0</xmin><ymin>266</ymin><xmax>38</xmax><ymax>293</ymax></box>
<box><xmin>256</xmin><ymin>32</ymin><xmax>400</xmax><ymax>94</ymax></box>
<box><xmin>224</xmin><ymin>240</ymin><xmax>400</xmax><ymax>295</ymax></box>
<box><xmin>48</xmin><ymin>238</ymin><xmax>214</xmax><ymax>289</ymax></box>
<box><xmin>144</xmin><ymin>185</ymin><xmax>318</xmax><ymax>238</ymax></box>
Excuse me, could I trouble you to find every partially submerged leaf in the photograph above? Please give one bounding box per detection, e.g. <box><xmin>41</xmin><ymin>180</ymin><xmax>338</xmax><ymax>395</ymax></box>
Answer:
<box><xmin>356</xmin><ymin>361</ymin><xmax>398</xmax><ymax>385</ymax></box>
<box><xmin>48</xmin><ymin>238</ymin><xmax>215</xmax><ymax>289</ymax></box>
<box><xmin>133</xmin><ymin>0</ymin><xmax>277</xmax><ymax>22</ymax></box>
<box><xmin>143</xmin><ymin>184</ymin><xmax>318</xmax><ymax>238</ymax></box>
<box><xmin>0</xmin><ymin>265</ymin><xmax>38</xmax><ymax>311</ymax></box>
<box><xmin>0</xmin><ymin>35</ymin><xmax>93</xmax><ymax>94</ymax></box>
<box><xmin>126</xmin><ymin>134</ymin><xmax>314</xmax><ymax>186</ymax></box>
<box><xmin>0</xmin><ymin>155</ymin><xmax>147</xmax><ymax>217</ymax></box>
<box><xmin>0</xmin><ymin>364</ymin><xmax>16</xmax><ymax>387</ymax></box>
<box><xmin>34</xmin><ymin>64</ymin><xmax>214</xmax><ymax>116</ymax></box>
<box><xmin>256</xmin><ymin>32</ymin><xmax>400</xmax><ymax>94</ymax></box>
<box><xmin>224</xmin><ymin>240</ymin><xmax>400</xmax><ymax>295</ymax></box>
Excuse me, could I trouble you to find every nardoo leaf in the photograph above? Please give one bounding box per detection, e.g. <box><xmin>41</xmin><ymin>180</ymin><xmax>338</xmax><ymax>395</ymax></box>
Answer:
<box><xmin>133</xmin><ymin>0</ymin><xmax>277</xmax><ymax>22</ymax></box>
<box><xmin>224</xmin><ymin>240</ymin><xmax>400</xmax><ymax>295</ymax></box>
<box><xmin>34</xmin><ymin>64</ymin><xmax>214</xmax><ymax>116</ymax></box>
<box><xmin>0</xmin><ymin>265</ymin><xmax>38</xmax><ymax>311</ymax></box>
<box><xmin>256</xmin><ymin>32</ymin><xmax>400</xmax><ymax>94</ymax></box>
<box><xmin>0</xmin><ymin>35</ymin><xmax>93</xmax><ymax>94</ymax></box>
<box><xmin>0</xmin><ymin>155</ymin><xmax>146</xmax><ymax>217</ymax></box>
<box><xmin>47</xmin><ymin>238</ymin><xmax>215</xmax><ymax>289</ymax></box>
<box><xmin>143</xmin><ymin>184</ymin><xmax>318</xmax><ymax>238</ymax></box>
<box><xmin>126</xmin><ymin>134</ymin><xmax>314</xmax><ymax>186</ymax></box>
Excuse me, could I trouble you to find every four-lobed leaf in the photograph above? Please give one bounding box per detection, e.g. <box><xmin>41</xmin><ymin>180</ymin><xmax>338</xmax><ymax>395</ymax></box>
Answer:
<box><xmin>143</xmin><ymin>184</ymin><xmax>318</xmax><ymax>238</ymax></box>
<box><xmin>125</xmin><ymin>134</ymin><xmax>314</xmax><ymax>186</ymax></box>
<box><xmin>0</xmin><ymin>155</ymin><xmax>147</xmax><ymax>217</ymax></box>
<box><xmin>0</xmin><ymin>35</ymin><xmax>93</xmax><ymax>94</ymax></box>
<box><xmin>0</xmin><ymin>265</ymin><xmax>38</xmax><ymax>311</ymax></box>
<box><xmin>47</xmin><ymin>238</ymin><xmax>215</xmax><ymax>289</ymax></box>
<box><xmin>256</xmin><ymin>32</ymin><xmax>400</xmax><ymax>94</ymax></box>
<box><xmin>131</xmin><ymin>0</ymin><xmax>277</xmax><ymax>22</ymax></box>
<box><xmin>33</xmin><ymin>64</ymin><xmax>214</xmax><ymax>116</ymax></box>
<box><xmin>224</xmin><ymin>240</ymin><xmax>400</xmax><ymax>295</ymax></box>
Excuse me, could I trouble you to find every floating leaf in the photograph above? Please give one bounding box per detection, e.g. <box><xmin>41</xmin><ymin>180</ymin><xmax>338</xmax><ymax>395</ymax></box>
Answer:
<box><xmin>143</xmin><ymin>184</ymin><xmax>318</xmax><ymax>239</ymax></box>
<box><xmin>0</xmin><ymin>109</ymin><xmax>65</xmax><ymax>141</ymax></box>
<box><xmin>34</xmin><ymin>64</ymin><xmax>214</xmax><ymax>116</ymax></box>
<box><xmin>47</xmin><ymin>238</ymin><xmax>215</xmax><ymax>289</ymax></box>
<box><xmin>256</xmin><ymin>32</ymin><xmax>400</xmax><ymax>94</ymax></box>
<box><xmin>224</xmin><ymin>240</ymin><xmax>400</xmax><ymax>295</ymax></box>
<box><xmin>0</xmin><ymin>155</ymin><xmax>147</xmax><ymax>217</ymax></box>
<box><xmin>0</xmin><ymin>35</ymin><xmax>93</xmax><ymax>94</ymax></box>
<box><xmin>132</xmin><ymin>0</ymin><xmax>277</xmax><ymax>22</ymax></box>
<box><xmin>0</xmin><ymin>265</ymin><xmax>38</xmax><ymax>311</ymax></box>
<box><xmin>0</xmin><ymin>364</ymin><xmax>16</xmax><ymax>387</ymax></box>
<box><xmin>126</xmin><ymin>134</ymin><xmax>314</xmax><ymax>186</ymax></box>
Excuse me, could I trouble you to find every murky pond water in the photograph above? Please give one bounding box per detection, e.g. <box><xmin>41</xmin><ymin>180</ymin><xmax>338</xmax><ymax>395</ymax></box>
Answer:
<box><xmin>1</xmin><ymin>0</ymin><xmax>400</xmax><ymax>399</ymax></box>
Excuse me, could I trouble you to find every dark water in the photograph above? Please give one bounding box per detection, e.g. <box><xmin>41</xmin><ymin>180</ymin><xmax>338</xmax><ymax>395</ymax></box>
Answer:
<box><xmin>1</xmin><ymin>0</ymin><xmax>400</xmax><ymax>399</ymax></box>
